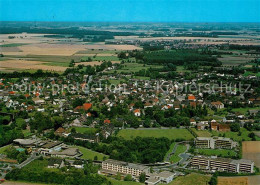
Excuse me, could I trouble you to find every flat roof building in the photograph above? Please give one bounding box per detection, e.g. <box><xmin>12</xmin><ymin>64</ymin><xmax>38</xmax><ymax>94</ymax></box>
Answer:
<box><xmin>191</xmin><ymin>155</ymin><xmax>254</xmax><ymax>173</ymax></box>
<box><xmin>101</xmin><ymin>159</ymin><xmax>150</xmax><ymax>177</ymax></box>
<box><xmin>195</xmin><ymin>137</ymin><xmax>238</xmax><ymax>149</ymax></box>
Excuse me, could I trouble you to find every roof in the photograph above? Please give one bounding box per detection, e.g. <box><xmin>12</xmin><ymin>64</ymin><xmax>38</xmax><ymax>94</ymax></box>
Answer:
<box><xmin>104</xmin><ymin>119</ymin><xmax>111</xmax><ymax>124</ymax></box>
<box><xmin>211</xmin><ymin>101</ymin><xmax>223</xmax><ymax>105</ymax></box>
<box><xmin>188</xmin><ymin>95</ymin><xmax>196</xmax><ymax>100</ymax></box>
<box><xmin>55</xmin><ymin>127</ymin><xmax>66</xmax><ymax>134</ymax></box>
<box><xmin>134</xmin><ymin>109</ymin><xmax>141</xmax><ymax>113</ymax></box>
<box><xmin>50</xmin><ymin>148</ymin><xmax>79</xmax><ymax>156</ymax></box>
<box><xmin>13</xmin><ymin>139</ymin><xmax>37</xmax><ymax>145</ymax></box>
<box><xmin>41</xmin><ymin>141</ymin><xmax>62</xmax><ymax>149</ymax></box>
<box><xmin>83</xmin><ymin>103</ymin><xmax>92</xmax><ymax>110</ymax></box>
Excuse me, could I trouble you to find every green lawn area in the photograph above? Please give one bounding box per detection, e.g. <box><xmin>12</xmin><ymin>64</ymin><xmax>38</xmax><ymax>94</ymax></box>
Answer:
<box><xmin>109</xmin><ymin>79</ymin><xmax>126</xmax><ymax>85</ymax></box>
<box><xmin>117</xmin><ymin>129</ymin><xmax>194</xmax><ymax>141</ymax></box>
<box><xmin>164</xmin><ymin>142</ymin><xmax>176</xmax><ymax>161</ymax></box>
<box><xmin>72</xmin><ymin>127</ymin><xmax>98</xmax><ymax>135</ymax></box>
<box><xmin>23</xmin><ymin>159</ymin><xmax>48</xmax><ymax>171</ymax></box>
<box><xmin>231</xmin><ymin>107</ymin><xmax>258</xmax><ymax>115</ymax></box>
<box><xmin>169</xmin><ymin>144</ymin><xmax>187</xmax><ymax>163</ymax></box>
<box><xmin>176</xmin><ymin>66</ymin><xmax>190</xmax><ymax>72</ymax></box>
<box><xmin>133</xmin><ymin>76</ymin><xmax>150</xmax><ymax>80</ymax></box>
<box><xmin>191</xmin><ymin>128</ymin><xmax>212</xmax><ymax>137</ymax></box>
<box><xmin>75</xmin><ymin>146</ymin><xmax>108</xmax><ymax>161</ymax></box>
<box><xmin>165</xmin><ymin>173</ymin><xmax>211</xmax><ymax>185</ymax></box>
<box><xmin>211</xmin><ymin>128</ymin><xmax>260</xmax><ymax>142</ymax></box>
<box><xmin>196</xmin><ymin>148</ymin><xmax>237</xmax><ymax>158</ymax></box>
<box><xmin>22</xmin><ymin>130</ymin><xmax>33</xmax><ymax>137</ymax></box>
<box><xmin>0</xmin><ymin>145</ymin><xmax>11</xmax><ymax>154</ymax></box>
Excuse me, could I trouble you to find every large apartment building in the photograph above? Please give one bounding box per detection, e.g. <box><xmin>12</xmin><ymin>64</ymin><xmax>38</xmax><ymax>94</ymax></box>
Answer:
<box><xmin>191</xmin><ymin>156</ymin><xmax>254</xmax><ymax>173</ymax></box>
<box><xmin>101</xmin><ymin>159</ymin><xmax>150</xmax><ymax>177</ymax></box>
<box><xmin>195</xmin><ymin>137</ymin><xmax>237</xmax><ymax>149</ymax></box>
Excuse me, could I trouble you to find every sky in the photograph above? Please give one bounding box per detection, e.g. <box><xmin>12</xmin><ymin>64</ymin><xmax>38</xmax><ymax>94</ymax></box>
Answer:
<box><xmin>0</xmin><ymin>0</ymin><xmax>259</xmax><ymax>22</ymax></box>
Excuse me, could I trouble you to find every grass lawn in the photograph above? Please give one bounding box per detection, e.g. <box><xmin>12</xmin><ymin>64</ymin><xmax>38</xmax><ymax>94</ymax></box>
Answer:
<box><xmin>109</xmin><ymin>79</ymin><xmax>125</xmax><ymax>85</ymax></box>
<box><xmin>75</xmin><ymin>146</ymin><xmax>108</xmax><ymax>161</ymax></box>
<box><xmin>22</xmin><ymin>129</ymin><xmax>33</xmax><ymax>137</ymax></box>
<box><xmin>0</xmin><ymin>145</ymin><xmax>11</xmax><ymax>154</ymax></box>
<box><xmin>196</xmin><ymin>148</ymin><xmax>237</xmax><ymax>158</ymax></box>
<box><xmin>23</xmin><ymin>159</ymin><xmax>48</xmax><ymax>171</ymax></box>
<box><xmin>72</xmin><ymin>127</ymin><xmax>98</xmax><ymax>135</ymax></box>
<box><xmin>191</xmin><ymin>128</ymin><xmax>212</xmax><ymax>137</ymax></box>
<box><xmin>165</xmin><ymin>173</ymin><xmax>211</xmax><ymax>185</ymax></box>
<box><xmin>169</xmin><ymin>144</ymin><xmax>187</xmax><ymax>163</ymax></box>
<box><xmin>231</xmin><ymin>107</ymin><xmax>258</xmax><ymax>115</ymax></box>
<box><xmin>164</xmin><ymin>142</ymin><xmax>176</xmax><ymax>161</ymax></box>
<box><xmin>133</xmin><ymin>76</ymin><xmax>150</xmax><ymax>80</ymax></box>
<box><xmin>117</xmin><ymin>129</ymin><xmax>194</xmax><ymax>141</ymax></box>
<box><xmin>211</xmin><ymin>128</ymin><xmax>260</xmax><ymax>142</ymax></box>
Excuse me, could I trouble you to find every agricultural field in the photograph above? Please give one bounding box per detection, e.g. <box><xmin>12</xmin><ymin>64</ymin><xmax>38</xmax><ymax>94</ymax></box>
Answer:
<box><xmin>75</xmin><ymin>146</ymin><xmax>108</xmax><ymax>161</ymax></box>
<box><xmin>218</xmin><ymin>176</ymin><xmax>248</xmax><ymax>185</ymax></box>
<box><xmin>117</xmin><ymin>128</ymin><xmax>194</xmax><ymax>141</ymax></box>
<box><xmin>219</xmin><ymin>55</ymin><xmax>255</xmax><ymax>66</ymax></box>
<box><xmin>166</xmin><ymin>173</ymin><xmax>211</xmax><ymax>185</ymax></box>
<box><xmin>190</xmin><ymin>128</ymin><xmax>212</xmax><ymax>137</ymax></box>
<box><xmin>211</xmin><ymin>128</ymin><xmax>260</xmax><ymax>142</ymax></box>
<box><xmin>106</xmin><ymin>62</ymin><xmax>162</xmax><ymax>74</ymax></box>
<box><xmin>196</xmin><ymin>148</ymin><xmax>237</xmax><ymax>158</ymax></box>
<box><xmin>169</xmin><ymin>144</ymin><xmax>187</xmax><ymax>163</ymax></box>
<box><xmin>242</xmin><ymin>141</ymin><xmax>260</xmax><ymax>168</ymax></box>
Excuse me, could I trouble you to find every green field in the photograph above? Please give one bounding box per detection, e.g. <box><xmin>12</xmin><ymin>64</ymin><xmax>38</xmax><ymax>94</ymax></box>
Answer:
<box><xmin>164</xmin><ymin>142</ymin><xmax>176</xmax><ymax>161</ymax></box>
<box><xmin>165</xmin><ymin>173</ymin><xmax>211</xmax><ymax>185</ymax></box>
<box><xmin>0</xmin><ymin>145</ymin><xmax>11</xmax><ymax>154</ymax></box>
<box><xmin>72</xmin><ymin>127</ymin><xmax>98</xmax><ymax>135</ymax></box>
<box><xmin>0</xmin><ymin>43</ymin><xmax>27</xmax><ymax>47</ymax></box>
<box><xmin>191</xmin><ymin>128</ymin><xmax>212</xmax><ymax>137</ymax></box>
<box><xmin>117</xmin><ymin>129</ymin><xmax>194</xmax><ymax>141</ymax></box>
<box><xmin>196</xmin><ymin>148</ymin><xmax>237</xmax><ymax>158</ymax></box>
<box><xmin>107</xmin><ymin>62</ymin><xmax>162</xmax><ymax>74</ymax></box>
<box><xmin>81</xmin><ymin>56</ymin><xmax>120</xmax><ymax>61</ymax></box>
<box><xmin>75</xmin><ymin>146</ymin><xmax>108</xmax><ymax>160</ymax></box>
<box><xmin>169</xmin><ymin>144</ymin><xmax>187</xmax><ymax>163</ymax></box>
<box><xmin>231</xmin><ymin>107</ymin><xmax>259</xmax><ymax>115</ymax></box>
<box><xmin>211</xmin><ymin>128</ymin><xmax>260</xmax><ymax>142</ymax></box>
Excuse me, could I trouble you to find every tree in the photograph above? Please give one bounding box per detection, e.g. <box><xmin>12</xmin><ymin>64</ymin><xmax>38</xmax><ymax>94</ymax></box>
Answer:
<box><xmin>124</xmin><ymin>174</ymin><xmax>132</xmax><ymax>181</ymax></box>
<box><xmin>139</xmin><ymin>173</ymin><xmax>146</xmax><ymax>183</ymax></box>
<box><xmin>230</xmin><ymin>123</ymin><xmax>240</xmax><ymax>132</ymax></box>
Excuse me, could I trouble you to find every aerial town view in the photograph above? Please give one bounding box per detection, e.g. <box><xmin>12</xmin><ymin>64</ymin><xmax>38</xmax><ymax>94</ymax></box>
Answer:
<box><xmin>0</xmin><ymin>0</ymin><xmax>259</xmax><ymax>185</ymax></box>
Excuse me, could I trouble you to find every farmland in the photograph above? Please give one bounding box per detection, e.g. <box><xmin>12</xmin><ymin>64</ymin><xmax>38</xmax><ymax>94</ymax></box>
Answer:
<box><xmin>242</xmin><ymin>141</ymin><xmax>260</xmax><ymax>168</ymax></box>
<box><xmin>166</xmin><ymin>173</ymin><xmax>211</xmax><ymax>185</ymax></box>
<box><xmin>117</xmin><ymin>128</ymin><xmax>194</xmax><ymax>141</ymax></box>
<box><xmin>218</xmin><ymin>176</ymin><xmax>248</xmax><ymax>185</ymax></box>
